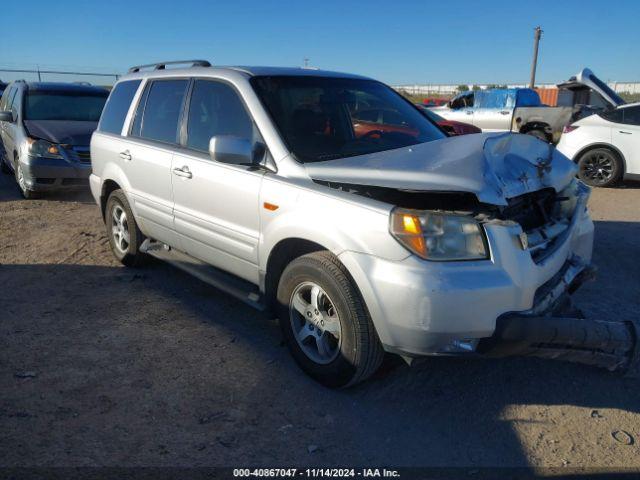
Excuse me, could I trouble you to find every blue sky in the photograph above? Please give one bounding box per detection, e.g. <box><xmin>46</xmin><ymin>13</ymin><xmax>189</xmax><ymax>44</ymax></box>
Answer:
<box><xmin>1</xmin><ymin>0</ymin><xmax>639</xmax><ymax>85</ymax></box>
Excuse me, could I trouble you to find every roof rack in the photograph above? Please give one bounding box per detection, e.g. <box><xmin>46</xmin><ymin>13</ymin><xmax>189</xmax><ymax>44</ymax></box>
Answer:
<box><xmin>128</xmin><ymin>60</ymin><xmax>211</xmax><ymax>73</ymax></box>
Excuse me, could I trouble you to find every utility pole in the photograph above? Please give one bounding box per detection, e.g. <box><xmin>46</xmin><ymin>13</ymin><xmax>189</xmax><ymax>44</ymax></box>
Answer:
<box><xmin>529</xmin><ymin>26</ymin><xmax>543</xmax><ymax>88</ymax></box>
<box><xmin>303</xmin><ymin>57</ymin><xmax>309</xmax><ymax>69</ymax></box>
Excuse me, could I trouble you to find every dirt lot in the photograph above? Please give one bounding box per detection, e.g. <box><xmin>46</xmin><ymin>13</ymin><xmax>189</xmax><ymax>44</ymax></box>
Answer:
<box><xmin>1</xmin><ymin>171</ymin><xmax>639</xmax><ymax>470</ymax></box>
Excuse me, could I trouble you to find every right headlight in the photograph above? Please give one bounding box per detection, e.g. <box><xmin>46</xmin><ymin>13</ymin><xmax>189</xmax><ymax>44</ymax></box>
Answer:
<box><xmin>389</xmin><ymin>208</ymin><xmax>489</xmax><ymax>261</ymax></box>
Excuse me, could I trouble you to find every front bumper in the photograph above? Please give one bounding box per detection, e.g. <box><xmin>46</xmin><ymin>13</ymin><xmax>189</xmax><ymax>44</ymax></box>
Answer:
<box><xmin>19</xmin><ymin>154</ymin><xmax>91</xmax><ymax>191</ymax></box>
<box><xmin>338</xmin><ymin>189</ymin><xmax>596</xmax><ymax>358</ymax></box>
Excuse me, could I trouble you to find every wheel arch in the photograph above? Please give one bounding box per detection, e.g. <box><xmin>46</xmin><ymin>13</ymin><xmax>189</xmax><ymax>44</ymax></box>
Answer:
<box><xmin>519</xmin><ymin>121</ymin><xmax>551</xmax><ymax>133</ymax></box>
<box><xmin>263</xmin><ymin>238</ymin><xmax>329</xmax><ymax>311</ymax></box>
<box><xmin>100</xmin><ymin>179</ymin><xmax>123</xmax><ymax>220</ymax></box>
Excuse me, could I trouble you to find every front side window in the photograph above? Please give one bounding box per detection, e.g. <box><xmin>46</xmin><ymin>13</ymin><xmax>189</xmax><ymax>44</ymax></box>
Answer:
<box><xmin>7</xmin><ymin>87</ymin><xmax>19</xmax><ymax>114</ymax></box>
<box><xmin>25</xmin><ymin>90</ymin><xmax>108</xmax><ymax>121</ymax></box>
<box><xmin>251</xmin><ymin>76</ymin><xmax>445</xmax><ymax>163</ymax></box>
<box><xmin>99</xmin><ymin>80</ymin><xmax>141</xmax><ymax>135</ymax></box>
<box><xmin>135</xmin><ymin>79</ymin><xmax>189</xmax><ymax>144</ymax></box>
<box><xmin>186</xmin><ymin>80</ymin><xmax>254</xmax><ymax>152</ymax></box>
<box><xmin>0</xmin><ymin>86</ymin><xmax>13</xmax><ymax>110</ymax></box>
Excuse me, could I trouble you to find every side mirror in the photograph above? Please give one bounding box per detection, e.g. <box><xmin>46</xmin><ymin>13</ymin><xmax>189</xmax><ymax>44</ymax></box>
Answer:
<box><xmin>0</xmin><ymin>110</ymin><xmax>14</xmax><ymax>123</ymax></box>
<box><xmin>209</xmin><ymin>135</ymin><xmax>261</xmax><ymax>166</ymax></box>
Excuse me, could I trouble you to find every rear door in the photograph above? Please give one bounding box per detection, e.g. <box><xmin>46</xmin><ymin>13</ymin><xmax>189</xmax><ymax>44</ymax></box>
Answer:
<box><xmin>124</xmin><ymin>78</ymin><xmax>190</xmax><ymax>245</ymax></box>
<box><xmin>611</xmin><ymin>105</ymin><xmax>640</xmax><ymax>175</ymax></box>
<box><xmin>171</xmin><ymin>79</ymin><xmax>264</xmax><ymax>284</ymax></box>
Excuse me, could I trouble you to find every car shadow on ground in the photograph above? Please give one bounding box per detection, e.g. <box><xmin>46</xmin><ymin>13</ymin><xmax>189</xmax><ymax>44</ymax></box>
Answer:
<box><xmin>0</xmin><ymin>171</ymin><xmax>94</xmax><ymax>203</ymax></box>
<box><xmin>1</xmin><ymin>220</ymin><xmax>639</xmax><ymax>469</ymax></box>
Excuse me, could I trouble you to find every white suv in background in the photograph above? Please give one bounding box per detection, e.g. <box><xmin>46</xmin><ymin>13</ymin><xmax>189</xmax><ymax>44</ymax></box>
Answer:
<box><xmin>89</xmin><ymin>60</ymin><xmax>633</xmax><ymax>388</ymax></box>
<box><xmin>557</xmin><ymin>103</ymin><xmax>640</xmax><ymax>187</ymax></box>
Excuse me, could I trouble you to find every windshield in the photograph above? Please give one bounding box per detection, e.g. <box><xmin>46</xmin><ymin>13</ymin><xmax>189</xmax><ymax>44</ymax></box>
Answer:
<box><xmin>250</xmin><ymin>76</ymin><xmax>445</xmax><ymax>163</ymax></box>
<box><xmin>25</xmin><ymin>91</ymin><xmax>108</xmax><ymax>121</ymax></box>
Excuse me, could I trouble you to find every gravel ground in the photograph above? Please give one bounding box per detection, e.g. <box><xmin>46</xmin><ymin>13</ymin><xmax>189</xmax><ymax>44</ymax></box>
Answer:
<box><xmin>1</xmin><ymin>171</ymin><xmax>639</xmax><ymax>470</ymax></box>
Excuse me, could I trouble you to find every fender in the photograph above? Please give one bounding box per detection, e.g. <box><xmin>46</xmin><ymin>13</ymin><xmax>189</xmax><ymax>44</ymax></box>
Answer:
<box><xmin>257</xmin><ymin>176</ymin><xmax>408</xmax><ymax>273</ymax></box>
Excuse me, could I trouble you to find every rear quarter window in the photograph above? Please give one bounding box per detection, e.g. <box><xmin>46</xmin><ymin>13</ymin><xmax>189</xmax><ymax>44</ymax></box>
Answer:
<box><xmin>98</xmin><ymin>80</ymin><xmax>142</xmax><ymax>135</ymax></box>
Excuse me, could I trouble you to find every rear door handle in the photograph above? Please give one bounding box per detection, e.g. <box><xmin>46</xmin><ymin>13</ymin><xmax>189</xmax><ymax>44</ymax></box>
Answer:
<box><xmin>619</xmin><ymin>131</ymin><xmax>632</xmax><ymax>135</ymax></box>
<box><xmin>500</xmin><ymin>110</ymin><xmax>511</xmax><ymax>115</ymax></box>
<box><xmin>465</xmin><ymin>110</ymin><xmax>473</xmax><ymax>115</ymax></box>
<box><xmin>172</xmin><ymin>166</ymin><xmax>193</xmax><ymax>179</ymax></box>
<box><xmin>119</xmin><ymin>150</ymin><xmax>132</xmax><ymax>161</ymax></box>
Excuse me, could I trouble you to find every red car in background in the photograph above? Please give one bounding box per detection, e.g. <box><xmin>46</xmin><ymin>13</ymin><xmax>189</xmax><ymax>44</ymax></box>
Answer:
<box><xmin>421</xmin><ymin>97</ymin><xmax>449</xmax><ymax>107</ymax></box>
<box><xmin>415</xmin><ymin>104</ymin><xmax>481</xmax><ymax>136</ymax></box>
<box><xmin>351</xmin><ymin>105</ymin><xmax>480</xmax><ymax>140</ymax></box>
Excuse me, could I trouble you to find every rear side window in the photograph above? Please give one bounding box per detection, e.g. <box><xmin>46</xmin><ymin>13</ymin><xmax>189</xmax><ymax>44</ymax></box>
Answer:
<box><xmin>98</xmin><ymin>80</ymin><xmax>141</xmax><ymax>135</ymax></box>
<box><xmin>135</xmin><ymin>79</ymin><xmax>189</xmax><ymax>144</ymax></box>
<box><xmin>186</xmin><ymin>80</ymin><xmax>253</xmax><ymax>152</ymax></box>
<box><xmin>622</xmin><ymin>106</ymin><xmax>640</xmax><ymax>126</ymax></box>
<box><xmin>600</xmin><ymin>109</ymin><xmax>624</xmax><ymax>124</ymax></box>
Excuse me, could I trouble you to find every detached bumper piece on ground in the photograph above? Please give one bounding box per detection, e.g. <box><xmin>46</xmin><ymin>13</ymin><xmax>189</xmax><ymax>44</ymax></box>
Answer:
<box><xmin>479</xmin><ymin>263</ymin><xmax>638</xmax><ymax>374</ymax></box>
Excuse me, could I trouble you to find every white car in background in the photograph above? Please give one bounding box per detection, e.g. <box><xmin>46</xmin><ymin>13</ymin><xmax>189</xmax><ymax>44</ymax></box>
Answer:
<box><xmin>557</xmin><ymin>103</ymin><xmax>640</xmax><ymax>187</ymax></box>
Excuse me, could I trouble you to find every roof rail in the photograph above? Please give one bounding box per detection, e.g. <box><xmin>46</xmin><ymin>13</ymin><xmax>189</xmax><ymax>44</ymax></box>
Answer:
<box><xmin>128</xmin><ymin>60</ymin><xmax>211</xmax><ymax>73</ymax></box>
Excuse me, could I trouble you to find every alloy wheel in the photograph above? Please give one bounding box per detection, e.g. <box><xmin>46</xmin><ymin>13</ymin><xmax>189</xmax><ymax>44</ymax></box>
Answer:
<box><xmin>289</xmin><ymin>281</ymin><xmax>342</xmax><ymax>365</ymax></box>
<box><xmin>16</xmin><ymin>164</ymin><xmax>27</xmax><ymax>193</ymax></box>
<box><xmin>581</xmin><ymin>151</ymin><xmax>614</xmax><ymax>185</ymax></box>
<box><xmin>111</xmin><ymin>204</ymin><xmax>131</xmax><ymax>254</ymax></box>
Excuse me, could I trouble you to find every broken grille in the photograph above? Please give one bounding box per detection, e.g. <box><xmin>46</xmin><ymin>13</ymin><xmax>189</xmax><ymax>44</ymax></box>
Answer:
<box><xmin>502</xmin><ymin>186</ymin><xmax>578</xmax><ymax>263</ymax></box>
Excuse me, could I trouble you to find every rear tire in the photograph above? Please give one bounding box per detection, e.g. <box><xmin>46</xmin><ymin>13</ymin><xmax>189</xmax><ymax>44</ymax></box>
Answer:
<box><xmin>576</xmin><ymin>147</ymin><xmax>622</xmax><ymax>188</ymax></box>
<box><xmin>276</xmin><ymin>251</ymin><xmax>384</xmax><ymax>388</ymax></box>
<box><xmin>526</xmin><ymin>128</ymin><xmax>550</xmax><ymax>143</ymax></box>
<box><xmin>105</xmin><ymin>189</ymin><xmax>147</xmax><ymax>267</ymax></box>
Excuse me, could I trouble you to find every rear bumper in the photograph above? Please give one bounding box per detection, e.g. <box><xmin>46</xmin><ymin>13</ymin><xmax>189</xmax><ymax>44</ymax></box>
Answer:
<box><xmin>20</xmin><ymin>155</ymin><xmax>91</xmax><ymax>191</ymax></box>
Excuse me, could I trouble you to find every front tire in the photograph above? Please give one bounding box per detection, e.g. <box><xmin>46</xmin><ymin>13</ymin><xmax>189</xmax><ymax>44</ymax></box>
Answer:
<box><xmin>15</xmin><ymin>161</ymin><xmax>39</xmax><ymax>199</ymax></box>
<box><xmin>577</xmin><ymin>147</ymin><xmax>622</xmax><ymax>188</ymax></box>
<box><xmin>276</xmin><ymin>251</ymin><xmax>384</xmax><ymax>388</ymax></box>
<box><xmin>105</xmin><ymin>189</ymin><xmax>147</xmax><ymax>267</ymax></box>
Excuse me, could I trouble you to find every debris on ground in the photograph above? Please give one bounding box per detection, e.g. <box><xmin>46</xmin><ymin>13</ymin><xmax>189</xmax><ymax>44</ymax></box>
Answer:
<box><xmin>611</xmin><ymin>430</ymin><xmax>634</xmax><ymax>445</ymax></box>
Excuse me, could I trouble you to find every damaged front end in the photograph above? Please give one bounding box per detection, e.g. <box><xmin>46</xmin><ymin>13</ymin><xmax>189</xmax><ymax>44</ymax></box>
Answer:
<box><xmin>308</xmin><ymin>134</ymin><xmax>637</xmax><ymax>373</ymax></box>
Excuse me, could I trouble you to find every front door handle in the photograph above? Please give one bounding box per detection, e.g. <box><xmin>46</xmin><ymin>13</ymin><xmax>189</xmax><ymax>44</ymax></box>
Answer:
<box><xmin>119</xmin><ymin>150</ymin><xmax>132</xmax><ymax>161</ymax></box>
<box><xmin>500</xmin><ymin>110</ymin><xmax>510</xmax><ymax>115</ymax></box>
<box><xmin>172</xmin><ymin>166</ymin><xmax>193</xmax><ymax>179</ymax></box>
<box><xmin>465</xmin><ymin>110</ymin><xmax>473</xmax><ymax>115</ymax></box>
<box><xmin>619</xmin><ymin>131</ymin><xmax>632</xmax><ymax>135</ymax></box>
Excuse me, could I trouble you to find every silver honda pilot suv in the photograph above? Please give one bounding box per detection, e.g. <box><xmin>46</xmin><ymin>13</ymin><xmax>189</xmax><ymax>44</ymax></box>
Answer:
<box><xmin>89</xmin><ymin>60</ymin><xmax>620</xmax><ymax>388</ymax></box>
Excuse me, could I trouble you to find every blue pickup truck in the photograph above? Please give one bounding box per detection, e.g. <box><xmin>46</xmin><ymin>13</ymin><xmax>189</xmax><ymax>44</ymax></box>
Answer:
<box><xmin>432</xmin><ymin>88</ymin><xmax>572</xmax><ymax>143</ymax></box>
<box><xmin>431</xmin><ymin>69</ymin><xmax>622</xmax><ymax>143</ymax></box>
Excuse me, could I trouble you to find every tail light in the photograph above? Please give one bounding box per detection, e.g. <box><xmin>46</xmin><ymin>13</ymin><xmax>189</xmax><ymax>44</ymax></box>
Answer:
<box><xmin>563</xmin><ymin>125</ymin><xmax>580</xmax><ymax>134</ymax></box>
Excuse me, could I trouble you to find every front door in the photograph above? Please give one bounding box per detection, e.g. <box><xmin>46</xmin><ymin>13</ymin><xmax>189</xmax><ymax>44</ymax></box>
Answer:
<box><xmin>171</xmin><ymin>79</ymin><xmax>264</xmax><ymax>284</ymax></box>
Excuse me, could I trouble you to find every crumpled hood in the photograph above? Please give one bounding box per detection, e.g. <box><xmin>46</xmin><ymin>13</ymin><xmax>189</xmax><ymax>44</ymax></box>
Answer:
<box><xmin>23</xmin><ymin>120</ymin><xmax>98</xmax><ymax>146</ymax></box>
<box><xmin>305</xmin><ymin>133</ymin><xmax>577</xmax><ymax>206</ymax></box>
